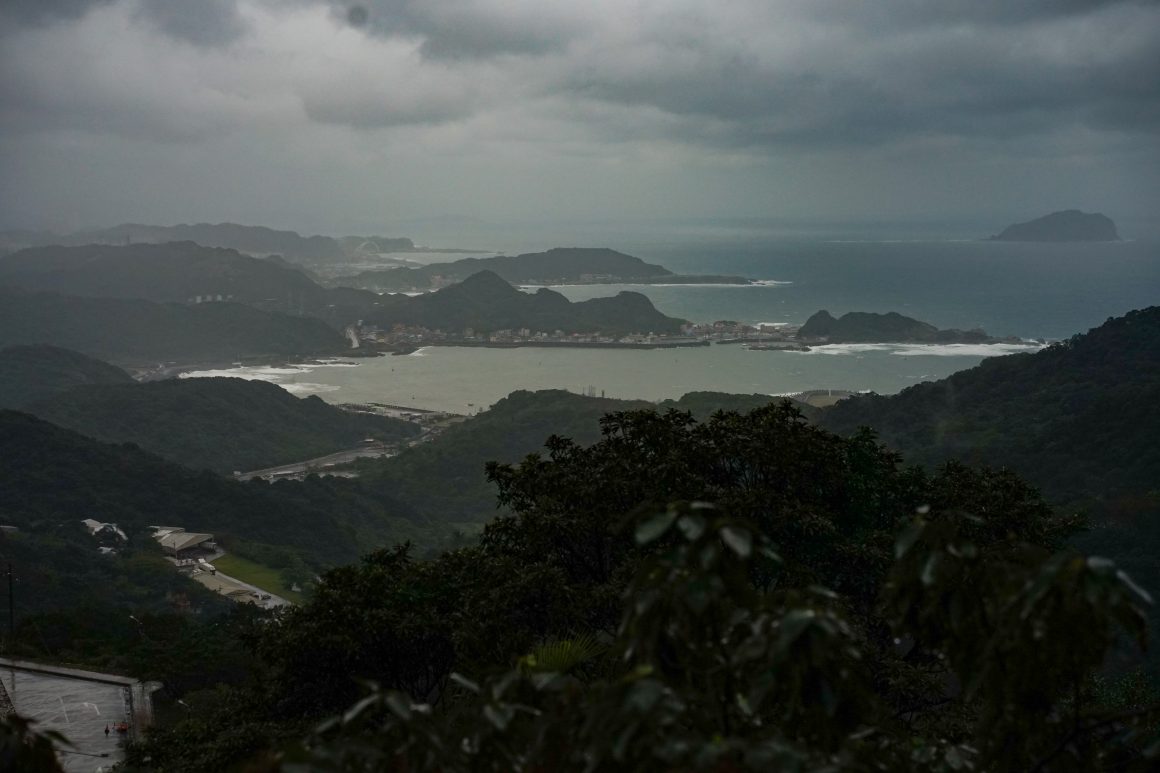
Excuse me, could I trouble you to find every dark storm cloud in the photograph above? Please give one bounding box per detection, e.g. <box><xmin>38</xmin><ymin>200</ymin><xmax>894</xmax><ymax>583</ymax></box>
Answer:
<box><xmin>275</xmin><ymin>0</ymin><xmax>1160</xmax><ymax>152</ymax></box>
<box><xmin>0</xmin><ymin>0</ymin><xmax>114</xmax><ymax>26</ymax></box>
<box><xmin>840</xmin><ymin>0</ymin><xmax>1146</xmax><ymax>28</ymax></box>
<box><xmin>1</xmin><ymin>0</ymin><xmax>246</xmax><ymax>46</ymax></box>
<box><xmin>326</xmin><ymin>1</ymin><xmax>577</xmax><ymax>59</ymax></box>
<box><xmin>1</xmin><ymin>0</ymin><xmax>1157</xmax><ymax>230</ymax></box>
<box><xmin>554</xmin><ymin>0</ymin><xmax>1160</xmax><ymax>151</ymax></box>
<box><xmin>134</xmin><ymin>0</ymin><xmax>247</xmax><ymax>47</ymax></box>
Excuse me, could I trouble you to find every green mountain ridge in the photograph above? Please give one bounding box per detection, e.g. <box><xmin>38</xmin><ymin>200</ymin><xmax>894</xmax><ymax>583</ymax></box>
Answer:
<box><xmin>816</xmin><ymin>306</ymin><xmax>1160</xmax><ymax>661</ymax></box>
<box><xmin>0</xmin><ymin>409</ymin><xmax>424</xmax><ymax>566</ymax></box>
<box><xmin>25</xmin><ymin>375</ymin><xmax>421</xmax><ymax>474</ymax></box>
<box><xmin>0</xmin><ymin>344</ymin><xmax>134</xmax><ymax>409</ymax></box>
<box><xmin>0</xmin><ymin>286</ymin><xmax>346</xmax><ymax>366</ymax></box>
<box><xmin>817</xmin><ymin>306</ymin><xmax>1160</xmax><ymax>502</ymax></box>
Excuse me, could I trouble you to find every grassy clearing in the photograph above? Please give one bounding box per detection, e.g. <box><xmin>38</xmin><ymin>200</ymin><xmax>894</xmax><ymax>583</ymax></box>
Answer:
<box><xmin>212</xmin><ymin>553</ymin><xmax>305</xmax><ymax>604</ymax></box>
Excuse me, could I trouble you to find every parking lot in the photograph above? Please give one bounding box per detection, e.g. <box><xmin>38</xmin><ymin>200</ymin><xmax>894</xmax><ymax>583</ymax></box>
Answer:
<box><xmin>1</xmin><ymin>660</ymin><xmax>145</xmax><ymax>772</ymax></box>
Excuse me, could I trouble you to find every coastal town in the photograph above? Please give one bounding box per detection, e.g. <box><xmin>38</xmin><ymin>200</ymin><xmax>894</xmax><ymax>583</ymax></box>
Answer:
<box><xmin>353</xmin><ymin>319</ymin><xmax>809</xmax><ymax>352</ymax></box>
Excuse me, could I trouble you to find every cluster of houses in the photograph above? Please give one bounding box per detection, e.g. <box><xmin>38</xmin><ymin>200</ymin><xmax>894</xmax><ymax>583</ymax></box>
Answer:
<box><xmin>356</xmin><ymin>322</ymin><xmax>707</xmax><ymax>348</ymax></box>
<box><xmin>79</xmin><ymin>520</ymin><xmax>217</xmax><ymax>560</ymax></box>
<box><xmin>679</xmin><ymin>320</ymin><xmax>801</xmax><ymax>341</ymax></box>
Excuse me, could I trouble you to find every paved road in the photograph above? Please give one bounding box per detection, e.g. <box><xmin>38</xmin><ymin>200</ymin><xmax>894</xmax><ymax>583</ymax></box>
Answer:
<box><xmin>190</xmin><ymin>567</ymin><xmax>294</xmax><ymax>609</ymax></box>
<box><xmin>234</xmin><ymin>445</ymin><xmax>395</xmax><ymax>481</ymax></box>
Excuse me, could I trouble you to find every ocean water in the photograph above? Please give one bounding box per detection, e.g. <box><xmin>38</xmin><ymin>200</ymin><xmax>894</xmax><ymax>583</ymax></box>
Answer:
<box><xmin>582</xmin><ymin>237</ymin><xmax>1159</xmax><ymax>339</ymax></box>
<box><xmin>184</xmin><ymin>237</ymin><xmax>1159</xmax><ymax>413</ymax></box>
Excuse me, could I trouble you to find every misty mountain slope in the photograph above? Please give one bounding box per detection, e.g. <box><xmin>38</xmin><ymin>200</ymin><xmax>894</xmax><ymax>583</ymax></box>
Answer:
<box><xmin>0</xmin><ymin>410</ymin><xmax>426</xmax><ymax>566</ymax></box>
<box><xmin>0</xmin><ymin>244</ymin><xmax>685</xmax><ymax>336</ymax></box>
<box><xmin>817</xmin><ymin>306</ymin><xmax>1160</xmax><ymax>503</ymax></box>
<box><xmin>0</xmin><ymin>344</ymin><xmax>133</xmax><ymax>409</ymax></box>
<box><xmin>0</xmin><ymin>241</ymin><xmax>383</xmax><ymax>323</ymax></box>
<box><xmin>65</xmin><ymin>222</ymin><xmax>347</xmax><ymax>261</ymax></box>
<box><xmin>0</xmin><ymin>287</ymin><xmax>346</xmax><ymax>365</ymax></box>
<box><xmin>24</xmin><ymin>376</ymin><xmax>420</xmax><ymax>474</ymax></box>
<box><xmin>0</xmin><ymin>223</ymin><xmax>421</xmax><ymax>264</ymax></box>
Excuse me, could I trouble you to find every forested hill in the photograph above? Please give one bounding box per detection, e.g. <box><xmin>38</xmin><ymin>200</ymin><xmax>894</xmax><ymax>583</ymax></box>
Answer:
<box><xmin>0</xmin><ymin>344</ymin><xmax>133</xmax><ymax>409</ymax></box>
<box><xmin>24</xmin><ymin>376</ymin><xmax>420</xmax><ymax>474</ymax></box>
<box><xmin>124</xmin><ymin>396</ymin><xmax>1145</xmax><ymax>773</ymax></box>
<box><xmin>365</xmin><ymin>270</ymin><xmax>686</xmax><ymax>335</ymax></box>
<box><xmin>0</xmin><ymin>287</ymin><xmax>345</xmax><ymax>366</ymax></box>
<box><xmin>362</xmin><ymin>389</ymin><xmax>806</xmax><ymax>527</ymax></box>
<box><xmin>816</xmin><ymin>306</ymin><xmax>1160</xmax><ymax>668</ymax></box>
<box><xmin>817</xmin><ymin>306</ymin><xmax>1160</xmax><ymax>503</ymax></box>
<box><xmin>362</xmin><ymin>390</ymin><xmax>649</xmax><ymax>527</ymax></box>
<box><xmin>0</xmin><ymin>410</ymin><xmax>424</xmax><ymax>566</ymax></box>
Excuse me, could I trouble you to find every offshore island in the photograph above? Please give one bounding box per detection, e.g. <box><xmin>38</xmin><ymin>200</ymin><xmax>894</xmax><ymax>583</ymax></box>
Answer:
<box><xmin>988</xmin><ymin>210</ymin><xmax>1120</xmax><ymax>242</ymax></box>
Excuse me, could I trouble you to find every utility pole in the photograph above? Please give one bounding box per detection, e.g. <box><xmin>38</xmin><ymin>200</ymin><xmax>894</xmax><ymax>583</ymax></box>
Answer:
<box><xmin>6</xmin><ymin>561</ymin><xmax>12</xmax><ymax>648</ymax></box>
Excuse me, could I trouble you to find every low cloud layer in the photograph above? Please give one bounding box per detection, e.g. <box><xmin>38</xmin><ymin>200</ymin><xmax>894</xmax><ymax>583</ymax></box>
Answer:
<box><xmin>1</xmin><ymin>0</ymin><xmax>1156</xmax><ymax>233</ymax></box>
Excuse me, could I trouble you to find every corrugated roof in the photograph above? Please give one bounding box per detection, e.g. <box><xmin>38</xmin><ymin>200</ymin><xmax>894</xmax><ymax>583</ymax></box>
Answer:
<box><xmin>156</xmin><ymin>531</ymin><xmax>214</xmax><ymax>553</ymax></box>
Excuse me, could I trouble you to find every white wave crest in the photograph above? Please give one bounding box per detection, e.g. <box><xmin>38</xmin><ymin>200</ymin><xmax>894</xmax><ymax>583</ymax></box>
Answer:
<box><xmin>178</xmin><ymin>361</ymin><xmax>353</xmax><ymax>395</ymax></box>
<box><xmin>796</xmin><ymin>342</ymin><xmax>1043</xmax><ymax>358</ymax></box>
<box><xmin>179</xmin><ymin>366</ymin><xmax>308</xmax><ymax>382</ymax></box>
<box><xmin>522</xmin><ymin>280</ymin><xmax>790</xmax><ymax>290</ymax></box>
<box><xmin>279</xmin><ymin>382</ymin><xmax>343</xmax><ymax>395</ymax></box>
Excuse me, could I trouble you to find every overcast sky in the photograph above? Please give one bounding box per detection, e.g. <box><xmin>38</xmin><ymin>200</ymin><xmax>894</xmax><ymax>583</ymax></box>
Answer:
<box><xmin>1</xmin><ymin>0</ymin><xmax>1157</xmax><ymax>239</ymax></box>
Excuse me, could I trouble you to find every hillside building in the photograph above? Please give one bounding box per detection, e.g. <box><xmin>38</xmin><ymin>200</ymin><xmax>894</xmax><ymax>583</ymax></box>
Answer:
<box><xmin>151</xmin><ymin>526</ymin><xmax>216</xmax><ymax>557</ymax></box>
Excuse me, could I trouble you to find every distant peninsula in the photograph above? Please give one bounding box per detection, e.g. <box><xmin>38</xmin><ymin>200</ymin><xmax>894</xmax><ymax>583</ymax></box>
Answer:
<box><xmin>331</xmin><ymin>247</ymin><xmax>753</xmax><ymax>291</ymax></box>
<box><xmin>796</xmin><ymin>310</ymin><xmax>1019</xmax><ymax>344</ymax></box>
<box><xmin>988</xmin><ymin>210</ymin><xmax>1120</xmax><ymax>242</ymax></box>
<box><xmin>0</xmin><ymin>222</ymin><xmax>478</xmax><ymax>265</ymax></box>
<box><xmin>0</xmin><ymin>286</ymin><xmax>346</xmax><ymax>368</ymax></box>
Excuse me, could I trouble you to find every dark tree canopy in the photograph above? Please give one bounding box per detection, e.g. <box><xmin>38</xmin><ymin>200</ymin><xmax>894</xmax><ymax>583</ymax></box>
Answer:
<box><xmin>127</xmin><ymin>401</ymin><xmax>1160</xmax><ymax>772</ymax></box>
